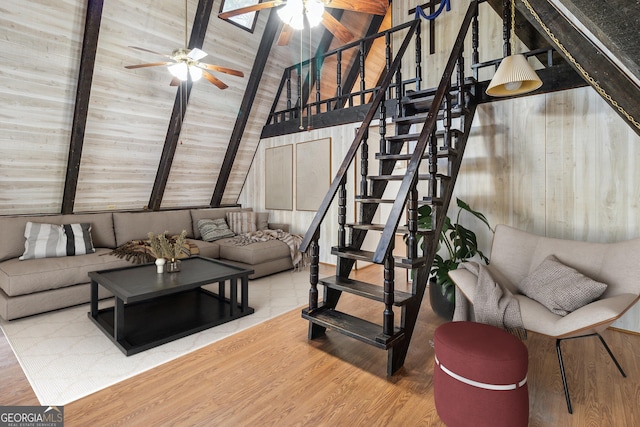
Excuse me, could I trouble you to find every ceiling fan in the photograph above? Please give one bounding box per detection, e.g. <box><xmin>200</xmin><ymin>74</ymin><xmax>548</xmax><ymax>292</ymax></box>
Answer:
<box><xmin>219</xmin><ymin>0</ymin><xmax>389</xmax><ymax>46</ymax></box>
<box><xmin>125</xmin><ymin>0</ymin><xmax>244</xmax><ymax>89</ymax></box>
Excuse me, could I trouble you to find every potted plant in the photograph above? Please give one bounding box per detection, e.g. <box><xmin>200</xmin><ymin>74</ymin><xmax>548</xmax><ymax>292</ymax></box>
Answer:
<box><xmin>414</xmin><ymin>198</ymin><xmax>493</xmax><ymax>319</ymax></box>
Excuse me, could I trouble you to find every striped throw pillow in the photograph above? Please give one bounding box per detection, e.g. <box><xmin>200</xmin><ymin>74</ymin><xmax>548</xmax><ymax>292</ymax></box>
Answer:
<box><xmin>226</xmin><ymin>211</ymin><xmax>257</xmax><ymax>235</ymax></box>
<box><xmin>20</xmin><ymin>222</ymin><xmax>95</xmax><ymax>260</ymax></box>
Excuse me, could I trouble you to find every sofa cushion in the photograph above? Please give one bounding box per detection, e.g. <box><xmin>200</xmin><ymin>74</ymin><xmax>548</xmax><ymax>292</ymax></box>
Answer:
<box><xmin>0</xmin><ymin>249</ymin><xmax>131</xmax><ymax>297</ymax></box>
<box><xmin>190</xmin><ymin>208</ymin><xmax>252</xmax><ymax>239</ymax></box>
<box><xmin>198</xmin><ymin>219</ymin><xmax>235</xmax><ymax>242</ymax></box>
<box><xmin>113</xmin><ymin>210</ymin><xmax>193</xmax><ymax>246</ymax></box>
<box><xmin>20</xmin><ymin>222</ymin><xmax>95</xmax><ymax>260</ymax></box>
<box><xmin>518</xmin><ymin>255</ymin><xmax>608</xmax><ymax>316</ymax></box>
<box><xmin>189</xmin><ymin>240</ymin><xmax>220</xmax><ymax>259</ymax></box>
<box><xmin>217</xmin><ymin>239</ymin><xmax>290</xmax><ymax>265</ymax></box>
<box><xmin>226</xmin><ymin>211</ymin><xmax>257</xmax><ymax>235</ymax></box>
<box><xmin>0</xmin><ymin>213</ymin><xmax>115</xmax><ymax>262</ymax></box>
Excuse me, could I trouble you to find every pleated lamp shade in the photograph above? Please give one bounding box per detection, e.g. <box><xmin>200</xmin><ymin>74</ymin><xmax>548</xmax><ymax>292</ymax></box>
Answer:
<box><xmin>486</xmin><ymin>54</ymin><xmax>542</xmax><ymax>97</ymax></box>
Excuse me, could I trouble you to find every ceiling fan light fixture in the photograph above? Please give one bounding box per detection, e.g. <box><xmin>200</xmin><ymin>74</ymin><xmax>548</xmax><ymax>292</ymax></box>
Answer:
<box><xmin>189</xmin><ymin>65</ymin><xmax>203</xmax><ymax>82</ymax></box>
<box><xmin>306</xmin><ymin>1</ymin><xmax>325</xmax><ymax>27</ymax></box>
<box><xmin>168</xmin><ymin>62</ymin><xmax>189</xmax><ymax>81</ymax></box>
<box><xmin>278</xmin><ymin>0</ymin><xmax>305</xmax><ymax>30</ymax></box>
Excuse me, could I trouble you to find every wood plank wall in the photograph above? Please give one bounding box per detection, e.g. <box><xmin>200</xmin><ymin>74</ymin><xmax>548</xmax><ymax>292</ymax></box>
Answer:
<box><xmin>240</xmin><ymin>1</ymin><xmax>640</xmax><ymax>332</ymax></box>
<box><xmin>0</xmin><ymin>1</ymin><xmax>284</xmax><ymax>213</ymax></box>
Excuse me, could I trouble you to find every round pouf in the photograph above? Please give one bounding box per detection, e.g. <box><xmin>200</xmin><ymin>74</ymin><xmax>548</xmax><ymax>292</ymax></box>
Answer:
<box><xmin>433</xmin><ymin>321</ymin><xmax>529</xmax><ymax>427</ymax></box>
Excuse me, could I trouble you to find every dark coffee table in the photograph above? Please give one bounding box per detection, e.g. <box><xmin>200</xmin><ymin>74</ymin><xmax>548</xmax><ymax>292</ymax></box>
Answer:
<box><xmin>88</xmin><ymin>256</ymin><xmax>254</xmax><ymax>355</ymax></box>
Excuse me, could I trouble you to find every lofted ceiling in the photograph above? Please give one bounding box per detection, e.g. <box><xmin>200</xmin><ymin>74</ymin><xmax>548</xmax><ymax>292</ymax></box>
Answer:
<box><xmin>1</xmin><ymin>0</ymin><xmax>638</xmax><ymax>217</ymax></box>
<box><xmin>0</xmin><ymin>0</ymin><xmax>385</xmax><ymax>216</ymax></box>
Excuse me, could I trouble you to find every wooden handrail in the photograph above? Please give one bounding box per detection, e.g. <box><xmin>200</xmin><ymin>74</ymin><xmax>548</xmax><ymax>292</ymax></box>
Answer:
<box><xmin>300</xmin><ymin>19</ymin><xmax>421</xmax><ymax>252</ymax></box>
<box><xmin>266</xmin><ymin>20</ymin><xmax>417</xmax><ymax>126</ymax></box>
<box><xmin>372</xmin><ymin>1</ymin><xmax>479</xmax><ymax>264</ymax></box>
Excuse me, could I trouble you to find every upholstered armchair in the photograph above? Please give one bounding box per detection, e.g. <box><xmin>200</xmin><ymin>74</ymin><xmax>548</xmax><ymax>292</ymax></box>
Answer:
<box><xmin>448</xmin><ymin>224</ymin><xmax>640</xmax><ymax>413</ymax></box>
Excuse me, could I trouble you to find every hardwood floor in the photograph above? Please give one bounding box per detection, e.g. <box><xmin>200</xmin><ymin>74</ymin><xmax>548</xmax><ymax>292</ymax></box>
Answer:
<box><xmin>2</xmin><ymin>265</ymin><xmax>639</xmax><ymax>426</ymax></box>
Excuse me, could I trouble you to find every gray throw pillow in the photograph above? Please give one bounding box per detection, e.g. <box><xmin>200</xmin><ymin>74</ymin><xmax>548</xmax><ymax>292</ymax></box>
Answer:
<box><xmin>198</xmin><ymin>219</ymin><xmax>235</xmax><ymax>242</ymax></box>
<box><xmin>20</xmin><ymin>222</ymin><xmax>95</xmax><ymax>260</ymax></box>
<box><xmin>519</xmin><ymin>255</ymin><xmax>607</xmax><ymax>316</ymax></box>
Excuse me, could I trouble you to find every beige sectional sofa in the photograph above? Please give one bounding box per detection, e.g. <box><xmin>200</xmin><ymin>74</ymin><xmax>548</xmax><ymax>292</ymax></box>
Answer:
<box><xmin>0</xmin><ymin>208</ymin><xmax>293</xmax><ymax>320</ymax></box>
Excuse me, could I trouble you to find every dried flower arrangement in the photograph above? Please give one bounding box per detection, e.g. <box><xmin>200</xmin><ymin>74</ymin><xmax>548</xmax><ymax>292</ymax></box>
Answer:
<box><xmin>148</xmin><ymin>230</ymin><xmax>188</xmax><ymax>261</ymax></box>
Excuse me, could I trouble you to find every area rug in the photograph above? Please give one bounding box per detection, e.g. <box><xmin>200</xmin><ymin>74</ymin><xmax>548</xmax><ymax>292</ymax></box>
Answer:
<box><xmin>0</xmin><ymin>269</ymin><xmax>313</xmax><ymax>405</ymax></box>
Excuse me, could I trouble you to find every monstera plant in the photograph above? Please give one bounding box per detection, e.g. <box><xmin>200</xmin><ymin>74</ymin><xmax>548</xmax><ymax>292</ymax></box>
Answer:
<box><xmin>416</xmin><ymin>198</ymin><xmax>493</xmax><ymax>319</ymax></box>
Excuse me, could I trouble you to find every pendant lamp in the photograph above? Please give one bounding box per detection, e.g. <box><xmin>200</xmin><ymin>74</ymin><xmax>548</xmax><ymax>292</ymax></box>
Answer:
<box><xmin>486</xmin><ymin>0</ymin><xmax>542</xmax><ymax>97</ymax></box>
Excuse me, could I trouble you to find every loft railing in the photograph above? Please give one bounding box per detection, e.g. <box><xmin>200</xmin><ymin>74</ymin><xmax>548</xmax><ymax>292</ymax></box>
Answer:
<box><xmin>265</xmin><ymin>20</ymin><xmax>421</xmax><ymax>128</ymax></box>
<box><xmin>299</xmin><ymin>19</ymin><xmax>422</xmax><ymax>253</ymax></box>
<box><xmin>372</xmin><ymin>0</ymin><xmax>479</xmax><ymax>263</ymax></box>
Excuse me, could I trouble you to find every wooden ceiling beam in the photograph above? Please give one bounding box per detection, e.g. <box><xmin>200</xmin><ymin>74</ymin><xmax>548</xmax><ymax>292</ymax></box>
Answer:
<box><xmin>148</xmin><ymin>0</ymin><xmax>215</xmax><ymax>211</ymax></box>
<box><xmin>61</xmin><ymin>0</ymin><xmax>104</xmax><ymax>214</ymax></box>
<box><xmin>210</xmin><ymin>10</ymin><xmax>282</xmax><ymax>207</ymax></box>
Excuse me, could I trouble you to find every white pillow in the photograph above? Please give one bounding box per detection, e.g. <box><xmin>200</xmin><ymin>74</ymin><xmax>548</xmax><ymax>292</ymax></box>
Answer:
<box><xmin>20</xmin><ymin>222</ymin><xmax>95</xmax><ymax>260</ymax></box>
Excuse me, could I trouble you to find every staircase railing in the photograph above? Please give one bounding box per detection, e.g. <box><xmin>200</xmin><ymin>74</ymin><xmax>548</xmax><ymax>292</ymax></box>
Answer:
<box><xmin>299</xmin><ymin>19</ymin><xmax>421</xmax><ymax>253</ymax></box>
<box><xmin>372</xmin><ymin>1</ymin><xmax>478</xmax><ymax>263</ymax></box>
<box><xmin>266</xmin><ymin>20</ymin><xmax>420</xmax><ymax>128</ymax></box>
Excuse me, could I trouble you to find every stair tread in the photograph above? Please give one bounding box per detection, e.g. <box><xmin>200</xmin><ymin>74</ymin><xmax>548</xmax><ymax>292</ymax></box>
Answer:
<box><xmin>301</xmin><ymin>306</ymin><xmax>404</xmax><ymax>349</ymax></box>
<box><xmin>386</xmin><ymin>130</ymin><xmax>462</xmax><ymax>142</ymax></box>
<box><xmin>331</xmin><ymin>247</ymin><xmax>429</xmax><ymax>269</ymax></box>
<box><xmin>368</xmin><ymin>173</ymin><xmax>450</xmax><ymax>181</ymax></box>
<box><xmin>354</xmin><ymin>197</ymin><xmax>443</xmax><ymax>206</ymax></box>
<box><xmin>394</xmin><ymin>110</ymin><xmax>465</xmax><ymax>125</ymax></box>
<box><xmin>375</xmin><ymin>149</ymin><xmax>457</xmax><ymax>161</ymax></box>
<box><xmin>354</xmin><ymin>197</ymin><xmax>397</xmax><ymax>203</ymax></box>
<box><xmin>346</xmin><ymin>222</ymin><xmax>435</xmax><ymax>235</ymax></box>
<box><xmin>319</xmin><ymin>276</ymin><xmax>414</xmax><ymax>306</ymax></box>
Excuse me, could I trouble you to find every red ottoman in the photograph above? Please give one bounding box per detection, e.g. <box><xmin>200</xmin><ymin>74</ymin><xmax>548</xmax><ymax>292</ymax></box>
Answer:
<box><xmin>434</xmin><ymin>321</ymin><xmax>528</xmax><ymax>427</ymax></box>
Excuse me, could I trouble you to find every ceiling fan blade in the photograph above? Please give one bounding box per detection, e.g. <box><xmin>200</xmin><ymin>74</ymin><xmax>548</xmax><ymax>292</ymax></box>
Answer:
<box><xmin>128</xmin><ymin>46</ymin><xmax>172</xmax><ymax>58</ymax></box>
<box><xmin>199</xmin><ymin>63</ymin><xmax>244</xmax><ymax>77</ymax></box>
<box><xmin>321</xmin><ymin>11</ymin><xmax>354</xmax><ymax>44</ymax></box>
<box><xmin>125</xmin><ymin>61</ymin><xmax>172</xmax><ymax>69</ymax></box>
<box><xmin>277</xmin><ymin>24</ymin><xmax>295</xmax><ymax>46</ymax></box>
<box><xmin>188</xmin><ymin>48</ymin><xmax>208</xmax><ymax>61</ymax></box>
<box><xmin>325</xmin><ymin>0</ymin><xmax>388</xmax><ymax>16</ymax></box>
<box><xmin>202</xmin><ymin>70</ymin><xmax>229</xmax><ymax>90</ymax></box>
<box><xmin>219</xmin><ymin>0</ymin><xmax>283</xmax><ymax>19</ymax></box>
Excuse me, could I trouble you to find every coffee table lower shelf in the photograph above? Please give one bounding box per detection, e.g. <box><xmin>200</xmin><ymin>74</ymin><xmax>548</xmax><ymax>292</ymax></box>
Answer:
<box><xmin>89</xmin><ymin>288</ymin><xmax>254</xmax><ymax>356</ymax></box>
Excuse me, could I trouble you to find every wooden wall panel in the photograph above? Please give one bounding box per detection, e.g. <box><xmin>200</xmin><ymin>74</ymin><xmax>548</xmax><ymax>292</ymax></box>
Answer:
<box><xmin>0</xmin><ymin>0</ymin><xmax>84</xmax><ymax>214</ymax></box>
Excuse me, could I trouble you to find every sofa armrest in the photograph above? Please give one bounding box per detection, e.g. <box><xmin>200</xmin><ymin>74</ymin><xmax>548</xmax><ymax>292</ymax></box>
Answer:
<box><xmin>268</xmin><ymin>223</ymin><xmax>289</xmax><ymax>232</ymax></box>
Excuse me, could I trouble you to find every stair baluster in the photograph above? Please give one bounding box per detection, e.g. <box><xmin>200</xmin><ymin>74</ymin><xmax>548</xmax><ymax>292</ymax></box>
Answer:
<box><xmin>407</xmin><ymin>179</ymin><xmax>419</xmax><ymax>259</ymax></box>
<box><xmin>286</xmin><ymin>69</ymin><xmax>292</xmax><ymax>121</ymax></box>
<box><xmin>385</xmin><ymin>32</ymin><xmax>392</xmax><ymax>99</ymax></box>
<box><xmin>443</xmin><ymin>94</ymin><xmax>452</xmax><ymax>151</ymax></box>
<box><xmin>338</xmin><ymin>178</ymin><xmax>347</xmax><ymax>248</ymax></box>
<box><xmin>429</xmin><ymin>128</ymin><xmax>438</xmax><ymax>201</ymax></box>
<box><xmin>456</xmin><ymin>54</ymin><xmax>465</xmax><ymax>109</ymax></box>
<box><xmin>383</xmin><ymin>240</ymin><xmax>395</xmax><ymax>336</ymax></box>
<box><xmin>415</xmin><ymin>20</ymin><xmax>422</xmax><ymax>92</ymax></box>
<box><xmin>309</xmin><ymin>230</ymin><xmax>320</xmax><ymax>311</ymax></box>
<box><xmin>472</xmin><ymin>4</ymin><xmax>480</xmax><ymax>78</ymax></box>
<box><xmin>360</xmin><ymin>128</ymin><xmax>369</xmax><ymax>199</ymax></box>
<box><xmin>315</xmin><ymin>58</ymin><xmax>322</xmax><ymax>114</ymax></box>
<box><xmin>379</xmin><ymin>92</ymin><xmax>387</xmax><ymax>156</ymax></box>
<box><xmin>360</xmin><ymin>41</ymin><xmax>366</xmax><ymax>105</ymax></box>
<box><xmin>335</xmin><ymin>50</ymin><xmax>342</xmax><ymax>111</ymax></box>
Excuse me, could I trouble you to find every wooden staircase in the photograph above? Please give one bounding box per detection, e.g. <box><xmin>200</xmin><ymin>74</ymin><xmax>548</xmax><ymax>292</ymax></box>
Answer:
<box><xmin>299</xmin><ymin>3</ymin><xmax>480</xmax><ymax>375</ymax></box>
